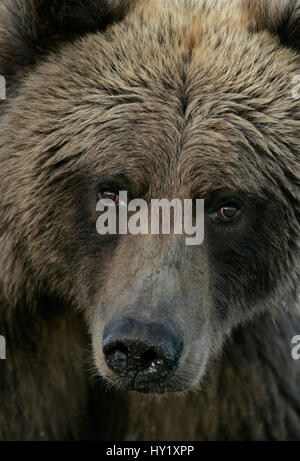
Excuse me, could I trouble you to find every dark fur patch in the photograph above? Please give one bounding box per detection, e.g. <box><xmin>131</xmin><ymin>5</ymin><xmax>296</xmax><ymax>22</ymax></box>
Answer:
<box><xmin>244</xmin><ymin>0</ymin><xmax>300</xmax><ymax>50</ymax></box>
<box><xmin>0</xmin><ymin>0</ymin><xmax>136</xmax><ymax>83</ymax></box>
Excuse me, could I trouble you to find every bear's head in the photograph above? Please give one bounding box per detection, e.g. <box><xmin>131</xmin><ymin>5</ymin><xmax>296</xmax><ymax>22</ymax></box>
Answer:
<box><xmin>0</xmin><ymin>0</ymin><xmax>299</xmax><ymax>394</ymax></box>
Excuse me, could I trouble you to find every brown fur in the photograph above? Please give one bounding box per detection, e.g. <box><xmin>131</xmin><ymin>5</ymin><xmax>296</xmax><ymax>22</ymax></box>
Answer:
<box><xmin>244</xmin><ymin>0</ymin><xmax>300</xmax><ymax>50</ymax></box>
<box><xmin>0</xmin><ymin>0</ymin><xmax>299</xmax><ymax>440</ymax></box>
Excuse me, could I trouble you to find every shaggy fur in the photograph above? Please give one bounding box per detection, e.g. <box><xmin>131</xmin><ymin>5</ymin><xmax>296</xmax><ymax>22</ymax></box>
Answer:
<box><xmin>0</xmin><ymin>0</ymin><xmax>299</xmax><ymax>440</ymax></box>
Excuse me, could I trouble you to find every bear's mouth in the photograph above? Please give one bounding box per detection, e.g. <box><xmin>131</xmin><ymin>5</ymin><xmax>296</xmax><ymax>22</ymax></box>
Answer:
<box><xmin>108</xmin><ymin>372</ymin><xmax>187</xmax><ymax>395</ymax></box>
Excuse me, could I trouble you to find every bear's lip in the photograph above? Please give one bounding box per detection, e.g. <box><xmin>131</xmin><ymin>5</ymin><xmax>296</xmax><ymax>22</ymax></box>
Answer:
<box><xmin>128</xmin><ymin>383</ymin><xmax>185</xmax><ymax>395</ymax></box>
<box><xmin>109</xmin><ymin>372</ymin><xmax>187</xmax><ymax>395</ymax></box>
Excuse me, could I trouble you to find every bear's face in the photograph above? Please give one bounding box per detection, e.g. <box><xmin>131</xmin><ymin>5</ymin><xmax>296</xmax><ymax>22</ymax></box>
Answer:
<box><xmin>0</xmin><ymin>0</ymin><xmax>299</xmax><ymax>394</ymax></box>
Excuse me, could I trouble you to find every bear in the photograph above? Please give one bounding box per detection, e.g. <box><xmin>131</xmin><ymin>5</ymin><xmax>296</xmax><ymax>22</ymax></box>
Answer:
<box><xmin>0</xmin><ymin>0</ymin><xmax>299</xmax><ymax>441</ymax></box>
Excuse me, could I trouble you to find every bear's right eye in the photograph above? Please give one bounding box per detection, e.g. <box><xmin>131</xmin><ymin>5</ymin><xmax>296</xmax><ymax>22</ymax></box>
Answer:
<box><xmin>219</xmin><ymin>206</ymin><xmax>239</xmax><ymax>220</ymax></box>
<box><xmin>208</xmin><ymin>198</ymin><xmax>242</xmax><ymax>224</ymax></box>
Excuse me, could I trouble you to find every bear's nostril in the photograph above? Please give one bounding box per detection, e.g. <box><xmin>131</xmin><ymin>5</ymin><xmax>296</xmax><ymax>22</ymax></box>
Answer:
<box><xmin>142</xmin><ymin>348</ymin><xmax>158</xmax><ymax>367</ymax></box>
<box><xmin>104</xmin><ymin>343</ymin><xmax>129</xmax><ymax>374</ymax></box>
<box><xmin>105</xmin><ymin>341</ymin><xmax>168</xmax><ymax>378</ymax></box>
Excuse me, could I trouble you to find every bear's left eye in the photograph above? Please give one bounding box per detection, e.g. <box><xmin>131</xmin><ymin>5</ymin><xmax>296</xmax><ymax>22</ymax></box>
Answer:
<box><xmin>98</xmin><ymin>190</ymin><xmax>119</xmax><ymax>204</ymax></box>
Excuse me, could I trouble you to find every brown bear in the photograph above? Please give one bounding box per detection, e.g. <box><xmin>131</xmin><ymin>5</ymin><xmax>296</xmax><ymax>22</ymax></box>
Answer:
<box><xmin>0</xmin><ymin>0</ymin><xmax>299</xmax><ymax>441</ymax></box>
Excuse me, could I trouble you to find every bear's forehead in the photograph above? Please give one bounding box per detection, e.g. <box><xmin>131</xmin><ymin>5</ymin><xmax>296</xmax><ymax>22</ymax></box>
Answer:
<box><xmin>8</xmin><ymin>1</ymin><xmax>298</xmax><ymax>198</ymax></box>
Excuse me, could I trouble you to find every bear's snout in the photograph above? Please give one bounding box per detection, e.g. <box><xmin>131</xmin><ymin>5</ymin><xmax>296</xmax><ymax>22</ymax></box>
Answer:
<box><xmin>102</xmin><ymin>317</ymin><xmax>183</xmax><ymax>392</ymax></box>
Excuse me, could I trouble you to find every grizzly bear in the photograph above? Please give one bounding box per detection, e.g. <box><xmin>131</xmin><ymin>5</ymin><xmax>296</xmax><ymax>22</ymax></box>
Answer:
<box><xmin>0</xmin><ymin>0</ymin><xmax>299</xmax><ymax>441</ymax></box>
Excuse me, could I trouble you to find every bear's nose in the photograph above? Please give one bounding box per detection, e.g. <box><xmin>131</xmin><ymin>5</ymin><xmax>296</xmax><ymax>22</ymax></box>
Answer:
<box><xmin>102</xmin><ymin>317</ymin><xmax>183</xmax><ymax>391</ymax></box>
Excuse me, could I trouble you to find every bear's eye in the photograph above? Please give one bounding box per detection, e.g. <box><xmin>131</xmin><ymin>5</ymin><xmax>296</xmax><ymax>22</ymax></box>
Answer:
<box><xmin>99</xmin><ymin>190</ymin><xmax>119</xmax><ymax>204</ymax></box>
<box><xmin>219</xmin><ymin>206</ymin><xmax>239</xmax><ymax>220</ymax></box>
<box><xmin>209</xmin><ymin>200</ymin><xmax>242</xmax><ymax>223</ymax></box>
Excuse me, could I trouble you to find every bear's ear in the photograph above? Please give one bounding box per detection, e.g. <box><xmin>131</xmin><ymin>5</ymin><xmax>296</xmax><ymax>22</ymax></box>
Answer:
<box><xmin>0</xmin><ymin>0</ymin><xmax>136</xmax><ymax>83</ymax></box>
<box><xmin>244</xmin><ymin>0</ymin><xmax>300</xmax><ymax>50</ymax></box>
